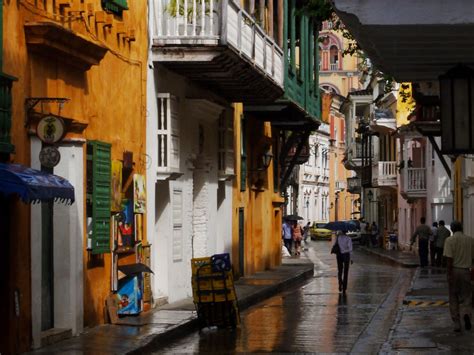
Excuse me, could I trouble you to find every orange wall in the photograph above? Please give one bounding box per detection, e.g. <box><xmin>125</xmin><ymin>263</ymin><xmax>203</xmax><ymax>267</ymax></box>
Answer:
<box><xmin>4</xmin><ymin>0</ymin><xmax>148</xmax><ymax>346</ymax></box>
<box><xmin>232</xmin><ymin>104</ymin><xmax>282</xmax><ymax>276</ymax></box>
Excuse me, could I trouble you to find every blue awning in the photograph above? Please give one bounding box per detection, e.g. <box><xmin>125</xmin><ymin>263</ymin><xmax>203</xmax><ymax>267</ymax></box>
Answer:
<box><xmin>0</xmin><ymin>163</ymin><xmax>75</xmax><ymax>204</ymax></box>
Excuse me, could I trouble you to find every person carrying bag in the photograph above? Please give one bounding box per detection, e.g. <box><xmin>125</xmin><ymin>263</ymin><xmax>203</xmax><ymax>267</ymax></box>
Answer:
<box><xmin>332</xmin><ymin>230</ymin><xmax>353</xmax><ymax>293</ymax></box>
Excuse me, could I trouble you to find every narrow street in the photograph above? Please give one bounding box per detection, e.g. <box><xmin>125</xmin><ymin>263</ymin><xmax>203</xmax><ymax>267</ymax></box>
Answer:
<box><xmin>151</xmin><ymin>241</ymin><xmax>414</xmax><ymax>354</ymax></box>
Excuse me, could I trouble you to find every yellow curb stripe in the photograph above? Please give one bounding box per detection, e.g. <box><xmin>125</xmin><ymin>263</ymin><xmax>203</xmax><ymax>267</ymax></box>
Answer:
<box><xmin>405</xmin><ymin>300</ymin><xmax>449</xmax><ymax>307</ymax></box>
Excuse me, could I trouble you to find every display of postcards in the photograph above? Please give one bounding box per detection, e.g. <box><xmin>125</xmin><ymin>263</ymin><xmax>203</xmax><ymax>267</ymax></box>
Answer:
<box><xmin>116</xmin><ymin>275</ymin><xmax>142</xmax><ymax>315</ymax></box>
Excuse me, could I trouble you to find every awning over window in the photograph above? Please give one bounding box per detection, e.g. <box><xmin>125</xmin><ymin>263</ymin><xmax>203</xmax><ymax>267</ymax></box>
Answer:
<box><xmin>0</xmin><ymin>163</ymin><xmax>75</xmax><ymax>204</ymax></box>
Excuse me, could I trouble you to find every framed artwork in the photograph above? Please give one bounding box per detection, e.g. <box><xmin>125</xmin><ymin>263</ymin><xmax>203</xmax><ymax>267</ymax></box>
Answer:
<box><xmin>111</xmin><ymin>160</ymin><xmax>123</xmax><ymax>212</ymax></box>
<box><xmin>133</xmin><ymin>174</ymin><xmax>146</xmax><ymax>213</ymax></box>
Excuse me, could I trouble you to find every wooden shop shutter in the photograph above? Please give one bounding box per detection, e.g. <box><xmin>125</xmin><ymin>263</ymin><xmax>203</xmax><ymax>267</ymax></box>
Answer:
<box><xmin>87</xmin><ymin>140</ymin><xmax>112</xmax><ymax>254</ymax></box>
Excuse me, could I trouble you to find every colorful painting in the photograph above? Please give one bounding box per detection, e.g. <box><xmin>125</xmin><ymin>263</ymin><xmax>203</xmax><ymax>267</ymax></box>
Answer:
<box><xmin>116</xmin><ymin>275</ymin><xmax>142</xmax><ymax>315</ymax></box>
<box><xmin>111</xmin><ymin>160</ymin><xmax>123</xmax><ymax>212</ymax></box>
<box><xmin>133</xmin><ymin>174</ymin><xmax>146</xmax><ymax>213</ymax></box>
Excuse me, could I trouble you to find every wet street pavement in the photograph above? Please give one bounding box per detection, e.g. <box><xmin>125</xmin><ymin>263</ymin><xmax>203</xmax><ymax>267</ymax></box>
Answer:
<box><xmin>151</xmin><ymin>240</ymin><xmax>415</xmax><ymax>354</ymax></box>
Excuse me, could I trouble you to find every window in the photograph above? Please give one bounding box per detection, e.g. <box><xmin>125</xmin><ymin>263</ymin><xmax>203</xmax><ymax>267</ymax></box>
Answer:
<box><xmin>295</xmin><ymin>14</ymin><xmax>302</xmax><ymax>79</ymax></box>
<box><xmin>102</xmin><ymin>0</ymin><xmax>128</xmax><ymax>16</ymax></box>
<box><xmin>0</xmin><ymin>73</ymin><xmax>16</xmax><ymax>154</ymax></box>
<box><xmin>86</xmin><ymin>140</ymin><xmax>112</xmax><ymax>254</ymax></box>
<box><xmin>172</xmin><ymin>189</ymin><xmax>183</xmax><ymax>262</ymax></box>
<box><xmin>157</xmin><ymin>93</ymin><xmax>180</xmax><ymax>178</ymax></box>
<box><xmin>218</xmin><ymin>112</ymin><xmax>234</xmax><ymax>179</ymax></box>
<box><xmin>330</xmin><ymin>45</ymin><xmax>339</xmax><ymax>71</ymax></box>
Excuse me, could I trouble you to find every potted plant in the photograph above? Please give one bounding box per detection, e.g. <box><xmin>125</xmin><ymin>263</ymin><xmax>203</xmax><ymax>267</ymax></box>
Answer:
<box><xmin>166</xmin><ymin>0</ymin><xmax>212</xmax><ymax>35</ymax></box>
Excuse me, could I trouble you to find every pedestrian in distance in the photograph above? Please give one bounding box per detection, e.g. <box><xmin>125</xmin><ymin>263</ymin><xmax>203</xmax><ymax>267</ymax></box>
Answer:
<box><xmin>410</xmin><ymin>217</ymin><xmax>432</xmax><ymax>267</ymax></box>
<box><xmin>359</xmin><ymin>218</ymin><xmax>369</xmax><ymax>246</ymax></box>
<box><xmin>302</xmin><ymin>221</ymin><xmax>311</xmax><ymax>251</ymax></box>
<box><xmin>282</xmin><ymin>220</ymin><xmax>293</xmax><ymax>256</ymax></box>
<box><xmin>303</xmin><ymin>221</ymin><xmax>311</xmax><ymax>243</ymax></box>
<box><xmin>292</xmin><ymin>221</ymin><xmax>303</xmax><ymax>256</ymax></box>
<box><xmin>332</xmin><ymin>230</ymin><xmax>353</xmax><ymax>294</ymax></box>
<box><xmin>430</xmin><ymin>222</ymin><xmax>438</xmax><ymax>266</ymax></box>
<box><xmin>371</xmin><ymin>222</ymin><xmax>379</xmax><ymax>248</ymax></box>
<box><xmin>443</xmin><ymin>221</ymin><xmax>474</xmax><ymax>332</ymax></box>
<box><xmin>435</xmin><ymin>220</ymin><xmax>451</xmax><ymax>267</ymax></box>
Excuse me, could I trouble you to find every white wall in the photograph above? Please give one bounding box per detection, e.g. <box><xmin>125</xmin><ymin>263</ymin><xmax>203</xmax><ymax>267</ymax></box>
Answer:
<box><xmin>426</xmin><ymin>137</ymin><xmax>452</xmax><ymax>224</ymax></box>
<box><xmin>30</xmin><ymin>138</ymin><xmax>84</xmax><ymax>348</ymax></box>
<box><xmin>147</xmin><ymin>65</ymin><xmax>233</xmax><ymax>304</ymax></box>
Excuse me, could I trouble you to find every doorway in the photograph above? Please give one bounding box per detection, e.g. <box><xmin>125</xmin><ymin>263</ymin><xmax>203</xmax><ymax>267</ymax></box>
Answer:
<box><xmin>238</xmin><ymin>208</ymin><xmax>245</xmax><ymax>276</ymax></box>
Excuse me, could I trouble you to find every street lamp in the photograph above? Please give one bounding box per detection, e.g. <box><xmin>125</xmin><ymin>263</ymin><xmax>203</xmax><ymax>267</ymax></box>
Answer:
<box><xmin>261</xmin><ymin>148</ymin><xmax>274</xmax><ymax>170</ymax></box>
<box><xmin>440</xmin><ymin>64</ymin><xmax>474</xmax><ymax>154</ymax></box>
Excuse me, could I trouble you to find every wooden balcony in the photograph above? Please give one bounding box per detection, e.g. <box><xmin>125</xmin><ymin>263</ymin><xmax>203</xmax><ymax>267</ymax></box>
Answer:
<box><xmin>401</xmin><ymin>167</ymin><xmax>427</xmax><ymax>199</ymax></box>
<box><xmin>151</xmin><ymin>0</ymin><xmax>284</xmax><ymax>104</ymax></box>
<box><xmin>372</xmin><ymin>161</ymin><xmax>397</xmax><ymax>188</ymax></box>
<box><xmin>344</xmin><ymin>141</ymin><xmax>364</xmax><ymax>171</ymax></box>
<box><xmin>25</xmin><ymin>22</ymin><xmax>108</xmax><ymax>70</ymax></box>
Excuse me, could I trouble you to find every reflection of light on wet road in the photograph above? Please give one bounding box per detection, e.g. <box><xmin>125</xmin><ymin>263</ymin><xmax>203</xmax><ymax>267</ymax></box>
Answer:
<box><xmin>152</xmin><ymin>241</ymin><xmax>413</xmax><ymax>354</ymax></box>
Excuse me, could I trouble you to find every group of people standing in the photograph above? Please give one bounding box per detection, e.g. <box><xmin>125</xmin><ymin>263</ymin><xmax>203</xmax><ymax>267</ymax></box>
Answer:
<box><xmin>282</xmin><ymin>220</ymin><xmax>310</xmax><ymax>256</ymax></box>
<box><xmin>359</xmin><ymin>219</ymin><xmax>380</xmax><ymax>247</ymax></box>
<box><xmin>411</xmin><ymin>217</ymin><xmax>474</xmax><ymax>332</ymax></box>
<box><xmin>410</xmin><ymin>217</ymin><xmax>451</xmax><ymax>267</ymax></box>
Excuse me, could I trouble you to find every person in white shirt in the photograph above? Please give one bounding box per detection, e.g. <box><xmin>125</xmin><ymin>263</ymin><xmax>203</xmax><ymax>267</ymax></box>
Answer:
<box><xmin>334</xmin><ymin>230</ymin><xmax>353</xmax><ymax>293</ymax></box>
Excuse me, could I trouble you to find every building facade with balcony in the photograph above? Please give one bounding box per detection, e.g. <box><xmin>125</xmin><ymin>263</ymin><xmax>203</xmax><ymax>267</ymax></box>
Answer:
<box><xmin>147</xmin><ymin>0</ymin><xmax>323</xmax><ymax>301</ymax></box>
<box><xmin>340</xmin><ymin>75</ymin><xmax>399</xmax><ymax>234</ymax></box>
<box><xmin>319</xmin><ymin>19</ymin><xmax>363</xmax><ymax>97</ymax></box>
<box><xmin>395</xmin><ymin>85</ymin><xmax>453</xmax><ymax>248</ymax></box>
<box><xmin>299</xmin><ymin>122</ymin><xmax>331</xmax><ymax>224</ymax></box>
<box><xmin>2</xmin><ymin>0</ymin><xmax>148</xmax><ymax>352</ymax></box>
<box><xmin>332</xmin><ymin>0</ymin><xmax>462</xmax><ymax>245</ymax></box>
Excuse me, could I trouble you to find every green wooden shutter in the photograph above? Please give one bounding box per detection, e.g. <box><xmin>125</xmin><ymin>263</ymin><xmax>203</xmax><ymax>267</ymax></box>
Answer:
<box><xmin>0</xmin><ymin>74</ymin><xmax>15</xmax><ymax>154</ymax></box>
<box><xmin>87</xmin><ymin>140</ymin><xmax>111</xmax><ymax>254</ymax></box>
<box><xmin>102</xmin><ymin>0</ymin><xmax>128</xmax><ymax>15</ymax></box>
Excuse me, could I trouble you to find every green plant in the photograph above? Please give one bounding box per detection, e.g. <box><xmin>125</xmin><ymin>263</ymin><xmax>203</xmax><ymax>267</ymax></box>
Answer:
<box><xmin>166</xmin><ymin>0</ymin><xmax>211</xmax><ymax>22</ymax></box>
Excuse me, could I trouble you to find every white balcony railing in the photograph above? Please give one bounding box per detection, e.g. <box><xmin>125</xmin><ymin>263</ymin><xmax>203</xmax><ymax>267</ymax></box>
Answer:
<box><xmin>336</xmin><ymin>180</ymin><xmax>347</xmax><ymax>191</ymax></box>
<box><xmin>373</xmin><ymin>161</ymin><xmax>397</xmax><ymax>186</ymax></box>
<box><xmin>153</xmin><ymin>0</ymin><xmax>284</xmax><ymax>87</ymax></box>
<box><xmin>404</xmin><ymin>167</ymin><xmax>427</xmax><ymax>193</ymax></box>
<box><xmin>330</xmin><ymin>62</ymin><xmax>338</xmax><ymax>71</ymax></box>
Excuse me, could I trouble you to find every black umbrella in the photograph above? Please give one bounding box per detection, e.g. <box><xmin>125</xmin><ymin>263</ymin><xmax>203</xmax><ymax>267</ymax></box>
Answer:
<box><xmin>283</xmin><ymin>214</ymin><xmax>304</xmax><ymax>221</ymax></box>
<box><xmin>118</xmin><ymin>263</ymin><xmax>154</xmax><ymax>276</ymax></box>
<box><xmin>325</xmin><ymin>221</ymin><xmax>351</xmax><ymax>233</ymax></box>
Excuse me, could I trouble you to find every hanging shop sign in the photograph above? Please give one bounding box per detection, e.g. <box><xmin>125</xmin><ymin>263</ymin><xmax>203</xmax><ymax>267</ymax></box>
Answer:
<box><xmin>39</xmin><ymin>146</ymin><xmax>61</xmax><ymax>168</ymax></box>
<box><xmin>37</xmin><ymin>115</ymin><xmax>66</xmax><ymax>144</ymax></box>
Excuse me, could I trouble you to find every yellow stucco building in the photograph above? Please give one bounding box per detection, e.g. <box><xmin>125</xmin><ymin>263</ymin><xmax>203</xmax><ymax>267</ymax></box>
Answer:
<box><xmin>2</xmin><ymin>0</ymin><xmax>148</xmax><ymax>351</ymax></box>
<box><xmin>319</xmin><ymin>20</ymin><xmax>362</xmax><ymax>222</ymax></box>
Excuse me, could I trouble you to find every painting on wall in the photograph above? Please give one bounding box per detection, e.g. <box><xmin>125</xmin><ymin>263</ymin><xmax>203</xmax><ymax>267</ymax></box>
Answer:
<box><xmin>133</xmin><ymin>174</ymin><xmax>146</xmax><ymax>213</ymax></box>
<box><xmin>111</xmin><ymin>160</ymin><xmax>123</xmax><ymax>212</ymax></box>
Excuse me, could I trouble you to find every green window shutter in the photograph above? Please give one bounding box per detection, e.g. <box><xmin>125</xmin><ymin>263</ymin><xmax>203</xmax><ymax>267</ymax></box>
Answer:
<box><xmin>102</xmin><ymin>0</ymin><xmax>128</xmax><ymax>16</ymax></box>
<box><xmin>87</xmin><ymin>140</ymin><xmax>112</xmax><ymax>254</ymax></box>
<box><xmin>0</xmin><ymin>73</ymin><xmax>16</xmax><ymax>154</ymax></box>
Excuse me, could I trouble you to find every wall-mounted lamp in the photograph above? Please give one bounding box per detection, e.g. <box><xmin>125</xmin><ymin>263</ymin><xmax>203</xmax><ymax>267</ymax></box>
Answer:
<box><xmin>367</xmin><ymin>190</ymin><xmax>378</xmax><ymax>203</ymax></box>
<box><xmin>250</xmin><ymin>147</ymin><xmax>273</xmax><ymax>172</ymax></box>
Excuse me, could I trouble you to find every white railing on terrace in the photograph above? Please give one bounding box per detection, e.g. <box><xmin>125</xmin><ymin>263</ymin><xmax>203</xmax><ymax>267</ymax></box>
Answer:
<box><xmin>153</xmin><ymin>0</ymin><xmax>284</xmax><ymax>86</ymax></box>
<box><xmin>404</xmin><ymin>167</ymin><xmax>427</xmax><ymax>192</ymax></box>
<box><xmin>330</xmin><ymin>62</ymin><xmax>338</xmax><ymax>71</ymax></box>
<box><xmin>336</xmin><ymin>180</ymin><xmax>346</xmax><ymax>190</ymax></box>
<box><xmin>375</xmin><ymin>161</ymin><xmax>397</xmax><ymax>185</ymax></box>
